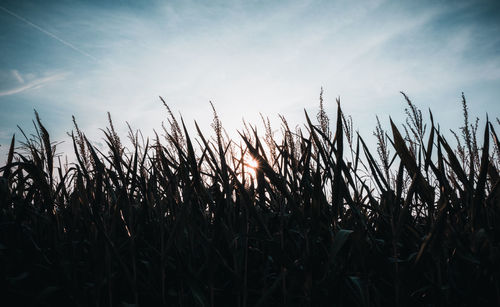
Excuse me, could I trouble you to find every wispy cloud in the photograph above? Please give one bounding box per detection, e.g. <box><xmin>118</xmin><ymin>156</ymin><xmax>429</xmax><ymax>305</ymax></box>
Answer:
<box><xmin>0</xmin><ymin>72</ymin><xmax>67</xmax><ymax>97</ymax></box>
<box><xmin>11</xmin><ymin>69</ymin><xmax>24</xmax><ymax>84</ymax></box>
<box><xmin>0</xmin><ymin>5</ymin><xmax>97</xmax><ymax>61</ymax></box>
<box><xmin>0</xmin><ymin>0</ymin><xmax>499</xmax><ymax>155</ymax></box>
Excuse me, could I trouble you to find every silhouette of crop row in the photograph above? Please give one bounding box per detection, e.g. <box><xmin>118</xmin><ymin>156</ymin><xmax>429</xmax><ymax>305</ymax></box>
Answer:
<box><xmin>0</xmin><ymin>92</ymin><xmax>499</xmax><ymax>306</ymax></box>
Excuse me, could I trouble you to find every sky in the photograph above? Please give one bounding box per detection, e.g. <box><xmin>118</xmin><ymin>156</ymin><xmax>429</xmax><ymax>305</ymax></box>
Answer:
<box><xmin>1</xmin><ymin>0</ymin><xmax>500</xmax><ymax>160</ymax></box>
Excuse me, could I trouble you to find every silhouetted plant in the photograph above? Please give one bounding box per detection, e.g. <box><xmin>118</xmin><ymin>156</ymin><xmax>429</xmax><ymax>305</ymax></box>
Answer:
<box><xmin>0</xmin><ymin>92</ymin><xmax>498</xmax><ymax>307</ymax></box>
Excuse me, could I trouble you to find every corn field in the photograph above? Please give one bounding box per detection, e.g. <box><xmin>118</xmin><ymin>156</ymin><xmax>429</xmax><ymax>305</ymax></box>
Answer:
<box><xmin>0</xmin><ymin>92</ymin><xmax>499</xmax><ymax>306</ymax></box>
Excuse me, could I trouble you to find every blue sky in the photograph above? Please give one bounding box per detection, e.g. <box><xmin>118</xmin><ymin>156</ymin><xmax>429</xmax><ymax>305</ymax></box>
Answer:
<box><xmin>1</xmin><ymin>0</ymin><xmax>499</xmax><ymax>159</ymax></box>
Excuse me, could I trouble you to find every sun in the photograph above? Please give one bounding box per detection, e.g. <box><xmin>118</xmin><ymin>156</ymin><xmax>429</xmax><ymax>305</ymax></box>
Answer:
<box><xmin>244</xmin><ymin>156</ymin><xmax>259</xmax><ymax>179</ymax></box>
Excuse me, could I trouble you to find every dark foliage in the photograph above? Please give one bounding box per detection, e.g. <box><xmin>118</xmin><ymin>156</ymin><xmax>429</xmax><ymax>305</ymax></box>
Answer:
<box><xmin>1</xmin><ymin>93</ymin><xmax>499</xmax><ymax>306</ymax></box>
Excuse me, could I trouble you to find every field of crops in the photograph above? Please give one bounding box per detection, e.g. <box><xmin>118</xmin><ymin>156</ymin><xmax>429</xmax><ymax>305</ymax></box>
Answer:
<box><xmin>0</xmin><ymin>93</ymin><xmax>499</xmax><ymax>306</ymax></box>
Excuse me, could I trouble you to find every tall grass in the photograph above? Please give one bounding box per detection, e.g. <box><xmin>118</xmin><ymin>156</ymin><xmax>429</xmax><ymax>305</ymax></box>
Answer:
<box><xmin>0</xmin><ymin>92</ymin><xmax>499</xmax><ymax>306</ymax></box>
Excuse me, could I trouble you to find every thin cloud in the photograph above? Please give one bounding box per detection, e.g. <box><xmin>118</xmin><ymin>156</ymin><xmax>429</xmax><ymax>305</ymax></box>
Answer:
<box><xmin>0</xmin><ymin>5</ymin><xmax>97</xmax><ymax>61</ymax></box>
<box><xmin>0</xmin><ymin>73</ymin><xmax>67</xmax><ymax>97</ymax></box>
<box><xmin>11</xmin><ymin>70</ymin><xmax>24</xmax><ymax>84</ymax></box>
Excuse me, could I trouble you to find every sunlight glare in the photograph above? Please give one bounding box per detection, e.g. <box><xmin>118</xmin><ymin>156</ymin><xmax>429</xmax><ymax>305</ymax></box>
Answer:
<box><xmin>245</xmin><ymin>156</ymin><xmax>259</xmax><ymax>179</ymax></box>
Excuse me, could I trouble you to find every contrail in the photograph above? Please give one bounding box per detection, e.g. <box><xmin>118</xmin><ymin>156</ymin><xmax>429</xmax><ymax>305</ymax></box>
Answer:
<box><xmin>0</xmin><ymin>5</ymin><xmax>97</xmax><ymax>61</ymax></box>
<box><xmin>0</xmin><ymin>72</ymin><xmax>67</xmax><ymax>97</ymax></box>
